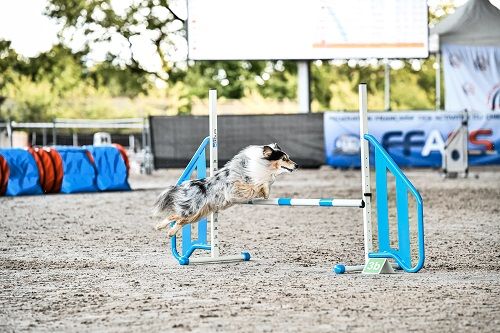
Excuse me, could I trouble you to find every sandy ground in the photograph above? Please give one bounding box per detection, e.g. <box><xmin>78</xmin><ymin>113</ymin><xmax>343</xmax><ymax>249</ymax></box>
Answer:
<box><xmin>0</xmin><ymin>166</ymin><xmax>499</xmax><ymax>332</ymax></box>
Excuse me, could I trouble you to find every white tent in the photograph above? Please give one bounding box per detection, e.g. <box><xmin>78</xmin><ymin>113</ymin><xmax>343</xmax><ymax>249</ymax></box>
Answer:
<box><xmin>430</xmin><ymin>0</ymin><xmax>500</xmax><ymax>50</ymax></box>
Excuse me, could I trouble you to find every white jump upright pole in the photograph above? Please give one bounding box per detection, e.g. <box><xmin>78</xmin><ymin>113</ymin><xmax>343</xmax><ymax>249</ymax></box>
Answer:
<box><xmin>209</xmin><ymin>89</ymin><xmax>220</xmax><ymax>258</ymax></box>
<box><xmin>186</xmin><ymin>90</ymin><xmax>251</xmax><ymax>264</ymax></box>
<box><xmin>333</xmin><ymin>83</ymin><xmax>375</xmax><ymax>274</ymax></box>
<box><xmin>359</xmin><ymin>83</ymin><xmax>374</xmax><ymax>263</ymax></box>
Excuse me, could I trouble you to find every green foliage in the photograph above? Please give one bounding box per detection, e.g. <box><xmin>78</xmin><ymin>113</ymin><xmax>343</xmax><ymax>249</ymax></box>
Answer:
<box><xmin>0</xmin><ymin>40</ymin><xmax>155</xmax><ymax>120</ymax></box>
<box><xmin>178</xmin><ymin>60</ymin><xmax>297</xmax><ymax>101</ymax></box>
<box><xmin>1</xmin><ymin>74</ymin><xmax>57</xmax><ymax>121</ymax></box>
<box><xmin>90</xmin><ymin>61</ymin><xmax>152</xmax><ymax>97</ymax></box>
<box><xmin>255</xmin><ymin>61</ymin><xmax>297</xmax><ymax>101</ymax></box>
<box><xmin>310</xmin><ymin>58</ymin><xmax>437</xmax><ymax>111</ymax></box>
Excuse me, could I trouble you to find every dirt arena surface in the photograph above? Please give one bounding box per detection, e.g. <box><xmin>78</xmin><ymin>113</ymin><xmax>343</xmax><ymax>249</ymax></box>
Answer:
<box><xmin>1</xmin><ymin>167</ymin><xmax>499</xmax><ymax>332</ymax></box>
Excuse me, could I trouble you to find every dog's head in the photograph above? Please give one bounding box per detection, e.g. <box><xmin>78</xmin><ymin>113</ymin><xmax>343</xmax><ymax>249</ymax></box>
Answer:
<box><xmin>262</xmin><ymin>143</ymin><xmax>298</xmax><ymax>174</ymax></box>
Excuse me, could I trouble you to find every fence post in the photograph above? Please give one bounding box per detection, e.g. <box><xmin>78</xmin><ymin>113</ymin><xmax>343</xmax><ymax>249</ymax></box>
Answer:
<box><xmin>7</xmin><ymin>119</ymin><xmax>13</xmax><ymax>147</ymax></box>
<box><xmin>52</xmin><ymin>120</ymin><xmax>57</xmax><ymax>145</ymax></box>
<box><xmin>42</xmin><ymin>128</ymin><xmax>47</xmax><ymax>146</ymax></box>
<box><xmin>72</xmin><ymin>131</ymin><xmax>78</xmax><ymax>146</ymax></box>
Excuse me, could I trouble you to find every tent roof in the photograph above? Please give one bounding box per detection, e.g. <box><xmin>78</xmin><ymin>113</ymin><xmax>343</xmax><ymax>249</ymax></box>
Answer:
<box><xmin>430</xmin><ymin>0</ymin><xmax>500</xmax><ymax>48</ymax></box>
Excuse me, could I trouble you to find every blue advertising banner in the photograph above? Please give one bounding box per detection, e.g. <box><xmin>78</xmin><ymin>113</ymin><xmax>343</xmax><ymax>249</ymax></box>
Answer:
<box><xmin>324</xmin><ymin>111</ymin><xmax>500</xmax><ymax>168</ymax></box>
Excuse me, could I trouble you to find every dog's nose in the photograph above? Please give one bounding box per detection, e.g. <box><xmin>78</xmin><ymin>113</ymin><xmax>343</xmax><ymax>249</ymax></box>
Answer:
<box><xmin>294</xmin><ymin>162</ymin><xmax>299</xmax><ymax>169</ymax></box>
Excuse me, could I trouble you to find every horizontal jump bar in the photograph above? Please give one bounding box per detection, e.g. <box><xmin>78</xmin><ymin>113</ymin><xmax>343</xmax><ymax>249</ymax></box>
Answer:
<box><xmin>247</xmin><ymin>198</ymin><xmax>364</xmax><ymax>208</ymax></box>
<box><xmin>185</xmin><ymin>252</ymin><xmax>251</xmax><ymax>264</ymax></box>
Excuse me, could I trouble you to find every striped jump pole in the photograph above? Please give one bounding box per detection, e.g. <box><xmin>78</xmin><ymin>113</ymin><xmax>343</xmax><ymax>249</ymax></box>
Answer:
<box><xmin>248</xmin><ymin>198</ymin><xmax>363</xmax><ymax>208</ymax></box>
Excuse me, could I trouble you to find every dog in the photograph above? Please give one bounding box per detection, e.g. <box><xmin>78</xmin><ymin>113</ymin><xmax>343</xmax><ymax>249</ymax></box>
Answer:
<box><xmin>154</xmin><ymin>143</ymin><xmax>298</xmax><ymax>237</ymax></box>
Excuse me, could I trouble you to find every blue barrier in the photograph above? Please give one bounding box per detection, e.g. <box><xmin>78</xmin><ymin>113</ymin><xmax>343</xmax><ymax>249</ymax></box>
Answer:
<box><xmin>170</xmin><ymin>137</ymin><xmax>212</xmax><ymax>265</ymax></box>
<box><xmin>56</xmin><ymin>147</ymin><xmax>98</xmax><ymax>194</ymax></box>
<box><xmin>365</xmin><ymin>134</ymin><xmax>425</xmax><ymax>273</ymax></box>
<box><xmin>0</xmin><ymin>149</ymin><xmax>43</xmax><ymax>196</ymax></box>
<box><xmin>85</xmin><ymin>146</ymin><xmax>131</xmax><ymax>191</ymax></box>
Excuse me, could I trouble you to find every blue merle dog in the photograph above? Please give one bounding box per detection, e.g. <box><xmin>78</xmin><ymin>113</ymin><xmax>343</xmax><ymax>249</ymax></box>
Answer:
<box><xmin>154</xmin><ymin>143</ymin><xmax>298</xmax><ymax>237</ymax></box>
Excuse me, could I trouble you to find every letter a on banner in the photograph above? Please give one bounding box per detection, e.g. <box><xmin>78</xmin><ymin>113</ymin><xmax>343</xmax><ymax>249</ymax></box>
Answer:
<box><xmin>421</xmin><ymin>130</ymin><xmax>445</xmax><ymax>157</ymax></box>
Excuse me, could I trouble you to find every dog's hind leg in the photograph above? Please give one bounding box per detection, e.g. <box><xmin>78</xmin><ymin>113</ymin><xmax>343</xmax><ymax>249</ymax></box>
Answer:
<box><xmin>162</xmin><ymin>215</ymin><xmax>190</xmax><ymax>238</ymax></box>
<box><xmin>155</xmin><ymin>214</ymin><xmax>179</xmax><ymax>231</ymax></box>
<box><xmin>170</xmin><ymin>206</ymin><xmax>212</xmax><ymax>238</ymax></box>
<box><xmin>167</xmin><ymin>221</ymin><xmax>184</xmax><ymax>238</ymax></box>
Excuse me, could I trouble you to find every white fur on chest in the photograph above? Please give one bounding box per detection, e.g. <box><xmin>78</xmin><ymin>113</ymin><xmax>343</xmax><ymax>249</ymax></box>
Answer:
<box><xmin>243</xmin><ymin>146</ymin><xmax>276</xmax><ymax>185</ymax></box>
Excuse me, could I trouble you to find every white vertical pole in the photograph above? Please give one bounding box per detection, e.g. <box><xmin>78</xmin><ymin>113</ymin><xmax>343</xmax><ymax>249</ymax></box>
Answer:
<box><xmin>208</xmin><ymin>89</ymin><xmax>219</xmax><ymax>257</ymax></box>
<box><xmin>7</xmin><ymin>120</ymin><xmax>13</xmax><ymax>147</ymax></box>
<box><xmin>384</xmin><ymin>59</ymin><xmax>391</xmax><ymax>111</ymax></box>
<box><xmin>297</xmin><ymin>61</ymin><xmax>311</xmax><ymax>113</ymax></box>
<box><xmin>435</xmin><ymin>52</ymin><xmax>441</xmax><ymax>110</ymax></box>
<box><xmin>359</xmin><ymin>84</ymin><xmax>373</xmax><ymax>263</ymax></box>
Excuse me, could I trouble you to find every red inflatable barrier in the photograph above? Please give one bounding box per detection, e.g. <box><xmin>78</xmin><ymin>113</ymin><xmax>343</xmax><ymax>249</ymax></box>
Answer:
<box><xmin>27</xmin><ymin>147</ymin><xmax>45</xmax><ymax>192</ymax></box>
<box><xmin>32</xmin><ymin>147</ymin><xmax>56</xmax><ymax>193</ymax></box>
<box><xmin>113</xmin><ymin>144</ymin><xmax>130</xmax><ymax>174</ymax></box>
<box><xmin>0</xmin><ymin>155</ymin><xmax>8</xmax><ymax>195</ymax></box>
<box><xmin>44</xmin><ymin>147</ymin><xmax>64</xmax><ymax>193</ymax></box>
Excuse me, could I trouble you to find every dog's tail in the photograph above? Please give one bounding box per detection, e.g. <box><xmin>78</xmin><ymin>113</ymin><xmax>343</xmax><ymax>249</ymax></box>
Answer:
<box><xmin>153</xmin><ymin>185</ymin><xmax>176</xmax><ymax>217</ymax></box>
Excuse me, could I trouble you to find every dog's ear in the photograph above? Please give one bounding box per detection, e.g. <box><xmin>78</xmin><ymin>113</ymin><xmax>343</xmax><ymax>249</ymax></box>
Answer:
<box><xmin>263</xmin><ymin>145</ymin><xmax>273</xmax><ymax>158</ymax></box>
<box><xmin>273</xmin><ymin>143</ymin><xmax>282</xmax><ymax>151</ymax></box>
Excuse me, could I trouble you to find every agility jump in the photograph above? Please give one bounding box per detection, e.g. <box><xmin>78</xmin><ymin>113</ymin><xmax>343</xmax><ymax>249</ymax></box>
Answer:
<box><xmin>168</xmin><ymin>84</ymin><xmax>425</xmax><ymax>274</ymax></box>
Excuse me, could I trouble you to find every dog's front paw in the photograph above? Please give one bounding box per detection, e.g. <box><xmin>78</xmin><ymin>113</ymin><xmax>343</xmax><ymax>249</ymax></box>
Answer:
<box><xmin>260</xmin><ymin>184</ymin><xmax>270</xmax><ymax>199</ymax></box>
<box><xmin>167</xmin><ymin>228</ymin><xmax>178</xmax><ymax>238</ymax></box>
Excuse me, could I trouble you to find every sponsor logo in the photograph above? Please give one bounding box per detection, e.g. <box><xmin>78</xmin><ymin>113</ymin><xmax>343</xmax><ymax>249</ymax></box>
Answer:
<box><xmin>381</xmin><ymin>130</ymin><xmax>496</xmax><ymax>156</ymax></box>
<box><xmin>334</xmin><ymin>134</ymin><xmax>360</xmax><ymax>155</ymax></box>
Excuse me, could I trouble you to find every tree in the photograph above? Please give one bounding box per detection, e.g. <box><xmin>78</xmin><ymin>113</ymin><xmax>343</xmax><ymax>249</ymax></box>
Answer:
<box><xmin>45</xmin><ymin>0</ymin><xmax>185</xmax><ymax>81</ymax></box>
<box><xmin>0</xmin><ymin>40</ymin><xmax>27</xmax><ymax>90</ymax></box>
<box><xmin>44</xmin><ymin>0</ymin><xmax>298</xmax><ymax>104</ymax></box>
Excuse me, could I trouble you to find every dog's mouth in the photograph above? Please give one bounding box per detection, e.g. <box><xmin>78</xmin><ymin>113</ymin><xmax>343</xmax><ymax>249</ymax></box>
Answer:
<box><xmin>281</xmin><ymin>166</ymin><xmax>294</xmax><ymax>172</ymax></box>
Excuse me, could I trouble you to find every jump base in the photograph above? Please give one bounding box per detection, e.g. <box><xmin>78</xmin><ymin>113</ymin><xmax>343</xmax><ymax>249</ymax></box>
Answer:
<box><xmin>334</xmin><ymin>262</ymin><xmax>400</xmax><ymax>274</ymax></box>
<box><xmin>181</xmin><ymin>252</ymin><xmax>251</xmax><ymax>265</ymax></box>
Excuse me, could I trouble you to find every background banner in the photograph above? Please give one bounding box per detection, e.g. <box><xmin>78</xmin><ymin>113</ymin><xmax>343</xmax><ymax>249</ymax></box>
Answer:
<box><xmin>442</xmin><ymin>44</ymin><xmax>500</xmax><ymax>112</ymax></box>
<box><xmin>324</xmin><ymin>111</ymin><xmax>500</xmax><ymax>168</ymax></box>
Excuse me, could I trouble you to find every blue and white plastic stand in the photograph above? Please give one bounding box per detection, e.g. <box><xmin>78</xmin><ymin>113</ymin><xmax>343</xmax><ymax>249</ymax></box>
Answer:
<box><xmin>170</xmin><ymin>90</ymin><xmax>251</xmax><ymax>265</ymax></box>
<box><xmin>334</xmin><ymin>84</ymin><xmax>425</xmax><ymax>274</ymax></box>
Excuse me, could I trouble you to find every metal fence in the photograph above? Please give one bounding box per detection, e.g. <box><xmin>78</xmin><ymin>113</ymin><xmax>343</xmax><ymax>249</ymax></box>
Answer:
<box><xmin>1</xmin><ymin>118</ymin><xmax>148</xmax><ymax>145</ymax></box>
<box><xmin>0</xmin><ymin>118</ymin><xmax>154</xmax><ymax>174</ymax></box>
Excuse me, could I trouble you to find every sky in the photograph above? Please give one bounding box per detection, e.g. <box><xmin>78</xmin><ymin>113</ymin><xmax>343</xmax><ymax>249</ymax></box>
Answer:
<box><xmin>0</xmin><ymin>0</ymin><xmax>61</xmax><ymax>57</ymax></box>
<box><xmin>0</xmin><ymin>0</ymin><xmax>498</xmax><ymax>61</ymax></box>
